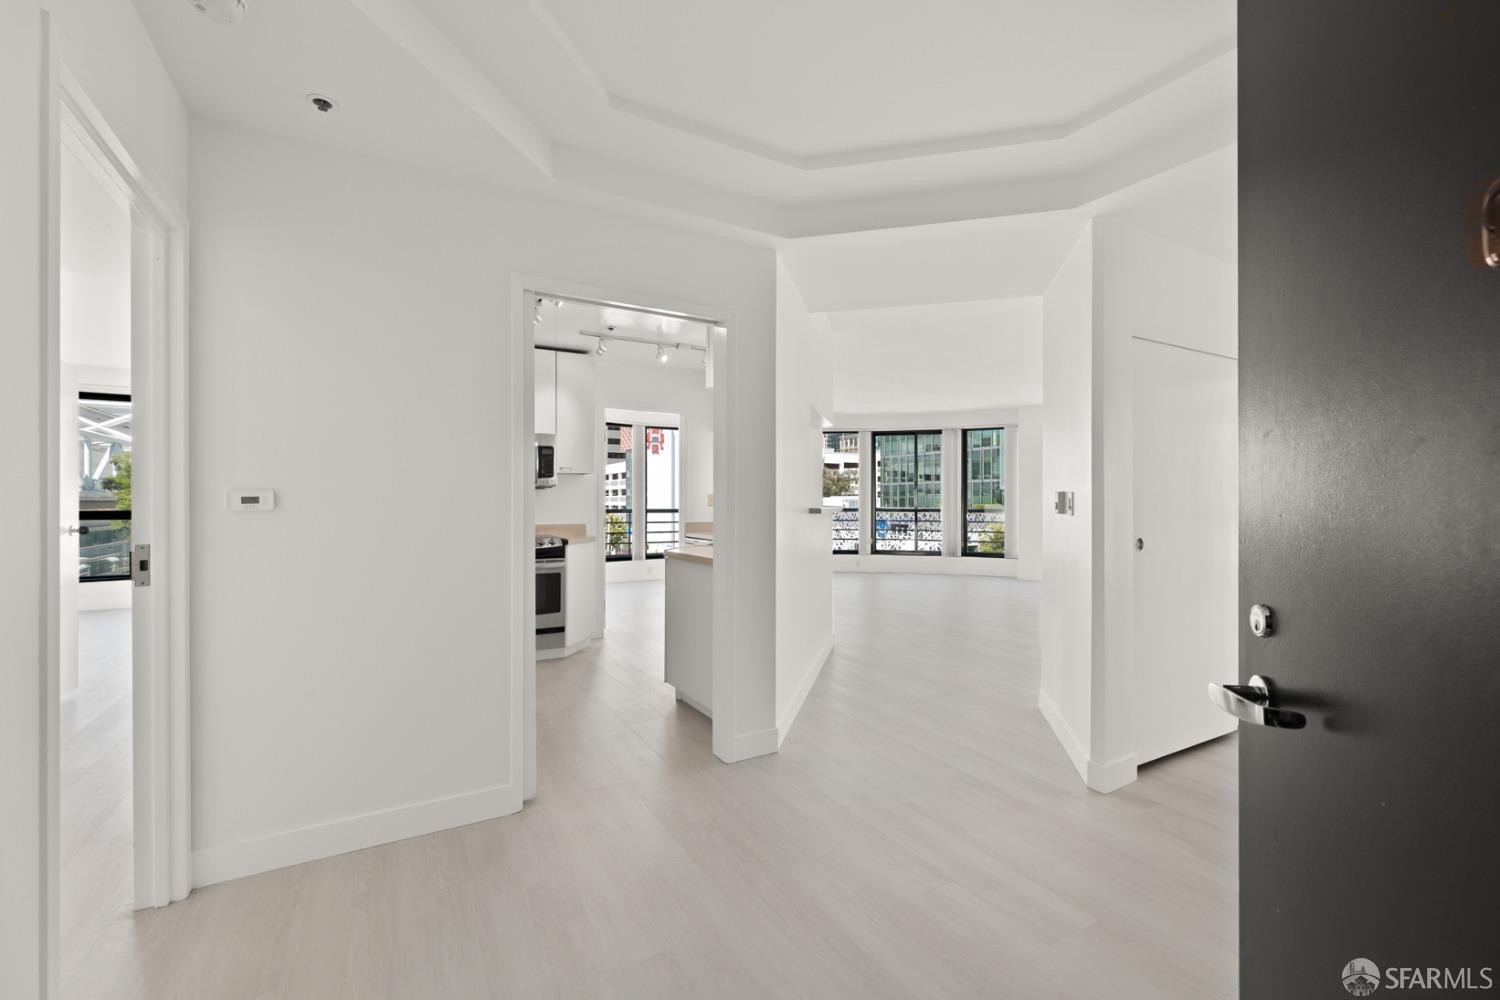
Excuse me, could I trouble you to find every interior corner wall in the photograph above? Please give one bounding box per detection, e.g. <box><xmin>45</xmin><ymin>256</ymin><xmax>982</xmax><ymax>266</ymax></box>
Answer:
<box><xmin>1090</xmin><ymin>216</ymin><xmax>1237</xmax><ymax>778</ymax></box>
<box><xmin>188</xmin><ymin>119</ymin><xmax>778</xmax><ymax>881</ymax></box>
<box><xmin>1039</xmin><ymin>224</ymin><xmax>1097</xmax><ymax>783</ymax></box>
<box><xmin>1039</xmin><ymin>216</ymin><xmax>1237</xmax><ymax>793</ymax></box>
<box><xmin>773</xmin><ymin>258</ymin><xmax>834</xmax><ymax>743</ymax></box>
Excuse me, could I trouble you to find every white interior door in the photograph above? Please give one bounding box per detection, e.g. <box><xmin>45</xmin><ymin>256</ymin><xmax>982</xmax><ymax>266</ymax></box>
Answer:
<box><xmin>59</xmin><ymin>370</ymin><xmax>80</xmax><ymax>693</ymax></box>
<box><xmin>1132</xmin><ymin>338</ymin><xmax>1238</xmax><ymax>764</ymax></box>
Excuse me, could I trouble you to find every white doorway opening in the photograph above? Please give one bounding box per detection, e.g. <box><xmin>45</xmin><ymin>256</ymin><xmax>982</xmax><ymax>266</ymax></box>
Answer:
<box><xmin>42</xmin><ymin>42</ymin><xmax>192</xmax><ymax>994</ymax></box>
<box><xmin>512</xmin><ymin>276</ymin><xmax>736</xmax><ymax>803</ymax></box>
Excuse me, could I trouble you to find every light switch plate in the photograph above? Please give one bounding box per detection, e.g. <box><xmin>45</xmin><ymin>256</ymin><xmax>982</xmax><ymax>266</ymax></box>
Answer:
<box><xmin>228</xmin><ymin>489</ymin><xmax>276</xmax><ymax>512</ymax></box>
<box><xmin>1054</xmin><ymin>491</ymin><xmax>1075</xmax><ymax>516</ymax></box>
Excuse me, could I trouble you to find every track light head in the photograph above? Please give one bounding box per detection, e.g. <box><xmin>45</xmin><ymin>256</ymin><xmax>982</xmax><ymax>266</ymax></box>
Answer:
<box><xmin>656</xmin><ymin>345</ymin><xmax>670</xmax><ymax>364</ymax></box>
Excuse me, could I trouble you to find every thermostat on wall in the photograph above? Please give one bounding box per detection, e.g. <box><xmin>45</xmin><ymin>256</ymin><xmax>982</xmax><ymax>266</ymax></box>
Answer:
<box><xmin>228</xmin><ymin>489</ymin><xmax>276</xmax><ymax>512</ymax></box>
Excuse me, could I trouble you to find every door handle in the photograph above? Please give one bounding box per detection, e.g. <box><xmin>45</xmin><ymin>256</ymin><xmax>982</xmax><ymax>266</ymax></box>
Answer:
<box><xmin>1484</xmin><ymin>177</ymin><xmax>1500</xmax><ymax>267</ymax></box>
<box><xmin>1207</xmin><ymin>675</ymin><xmax>1306</xmax><ymax>729</ymax></box>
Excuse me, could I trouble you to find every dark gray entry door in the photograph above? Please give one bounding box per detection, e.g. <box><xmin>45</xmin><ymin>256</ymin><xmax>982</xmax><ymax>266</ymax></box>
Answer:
<box><xmin>1239</xmin><ymin>1</ymin><xmax>1500</xmax><ymax>997</ymax></box>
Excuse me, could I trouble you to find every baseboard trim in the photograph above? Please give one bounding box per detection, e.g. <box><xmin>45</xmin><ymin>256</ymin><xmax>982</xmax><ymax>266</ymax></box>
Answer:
<box><xmin>716</xmin><ymin>726</ymin><xmax>779</xmax><ymax>763</ymax></box>
<box><xmin>192</xmin><ymin>782</ymin><xmax>521</xmax><ymax>887</ymax></box>
<box><xmin>1037</xmin><ymin>691</ymin><xmax>1138</xmax><ymax>794</ymax></box>
<box><xmin>1038</xmin><ymin>689</ymin><xmax>1089</xmax><ymax>783</ymax></box>
<box><xmin>777</xmin><ymin>631</ymin><xmax>834</xmax><ymax>748</ymax></box>
<box><xmin>1085</xmin><ymin>752</ymin><xmax>1138</xmax><ymax>794</ymax></box>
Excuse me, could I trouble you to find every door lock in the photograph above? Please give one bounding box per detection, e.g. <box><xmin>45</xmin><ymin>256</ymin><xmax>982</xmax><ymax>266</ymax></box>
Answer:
<box><xmin>1249</xmin><ymin>603</ymin><xmax>1275</xmax><ymax>638</ymax></box>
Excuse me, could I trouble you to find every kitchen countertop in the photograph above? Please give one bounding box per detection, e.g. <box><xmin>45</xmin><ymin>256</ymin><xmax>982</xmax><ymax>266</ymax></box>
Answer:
<box><xmin>664</xmin><ymin>545</ymin><xmax>713</xmax><ymax>565</ymax></box>
<box><xmin>537</xmin><ymin>523</ymin><xmax>596</xmax><ymax>544</ymax></box>
<box><xmin>683</xmin><ymin>521</ymin><xmax>714</xmax><ymax>539</ymax></box>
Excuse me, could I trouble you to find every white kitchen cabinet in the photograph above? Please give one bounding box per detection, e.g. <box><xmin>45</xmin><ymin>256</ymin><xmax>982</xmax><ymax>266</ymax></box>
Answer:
<box><xmin>554</xmin><ymin>350</ymin><xmax>596</xmax><ymax>474</ymax></box>
<box><xmin>534</xmin><ymin>348</ymin><xmax>557</xmax><ymax>436</ymax></box>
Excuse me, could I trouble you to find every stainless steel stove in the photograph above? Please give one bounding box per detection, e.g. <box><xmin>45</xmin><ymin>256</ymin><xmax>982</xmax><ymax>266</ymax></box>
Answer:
<box><xmin>536</xmin><ymin>535</ymin><xmax>567</xmax><ymax>650</ymax></box>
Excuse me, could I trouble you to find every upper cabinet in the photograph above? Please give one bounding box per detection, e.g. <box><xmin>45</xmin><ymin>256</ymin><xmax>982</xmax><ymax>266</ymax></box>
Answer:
<box><xmin>534</xmin><ymin>348</ymin><xmax>594</xmax><ymax>474</ymax></box>
<box><xmin>534</xmin><ymin>348</ymin><xmax>557</xmax><ymax>436</ymax></box>
<box><xmin>555</xmin><ymin>351</ymin><xmax>596</xmax><ymax>474</ymax></box>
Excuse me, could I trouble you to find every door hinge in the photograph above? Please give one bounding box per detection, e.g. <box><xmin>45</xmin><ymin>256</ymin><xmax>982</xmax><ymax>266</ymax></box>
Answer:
<box><xmin>133</xmin><ymin>543</ymin><xmax>152</xmax><ymax>588</ymax></box>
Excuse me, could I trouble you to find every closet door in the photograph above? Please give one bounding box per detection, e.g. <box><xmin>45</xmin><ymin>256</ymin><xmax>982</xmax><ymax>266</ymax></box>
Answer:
<box><xmin>1131</xmin><ymin>337</ymin><xmax>1237</xmax><ymax>764</ymax></box>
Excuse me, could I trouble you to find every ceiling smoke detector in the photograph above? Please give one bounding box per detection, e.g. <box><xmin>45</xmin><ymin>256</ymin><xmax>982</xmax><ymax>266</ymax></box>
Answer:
<box><xmin>190</xmin><ymin>0</ymin><xmax>251</xmax><ymax>24</ymax></box>
<box><xmin>307</xmin><ymin>94</ymin><xmax>339</xmax><ymax>113</ymax></box>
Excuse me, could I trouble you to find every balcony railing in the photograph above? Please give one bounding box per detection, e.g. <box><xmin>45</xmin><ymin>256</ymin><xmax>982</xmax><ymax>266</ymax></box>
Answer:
<box><xmin>873</xmin><ymin>508</ymin><xmax>942</xmax><ymax>554</ymax></box>
<box><xmin>604</xmin><ymin>507</ymin><xmax>633</xmax><ymax>561</ymax></box>
<box><xmin>965</xmin><ymin>508</ymin><xmax>1006</xmax><ymax>556</ymax></box>
<box><xmin>831</xmin><ymin>501</ymin><xmax>860</xmax><ymax>553</ymax></box>
<box><xmin>645</xmin><ymin>508</ymin><xmax>680</xmax><ymax>558</ymax></box>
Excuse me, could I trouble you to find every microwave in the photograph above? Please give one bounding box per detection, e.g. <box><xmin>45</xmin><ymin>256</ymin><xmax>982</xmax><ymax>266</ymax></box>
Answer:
<box><xmin>535</xmin><ymin>442</ymin><xmax>556</xmax><ymax>489</ymax></box>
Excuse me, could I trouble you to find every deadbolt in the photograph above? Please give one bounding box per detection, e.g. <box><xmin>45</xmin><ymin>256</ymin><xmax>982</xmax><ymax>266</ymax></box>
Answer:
<box><xmin>1249</xmin><ymin>604</ymin><xmax>1275</xmax><ymax>638</ymax></box>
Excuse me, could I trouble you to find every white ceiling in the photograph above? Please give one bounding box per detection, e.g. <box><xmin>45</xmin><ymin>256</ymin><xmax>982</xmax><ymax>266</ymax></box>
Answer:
<box><xmin>60</xmin><ymin>144</ymin><xmax>132</xmax><ymax>372</ymax></box>
<box><xmin>131</xmin><ymin>0</ymin><xmax>1236</xmax><ymax>238</ymax></box>
<box><xmin>783</xmin><ymin>144</ymin><xmax>1236</xmax><ymax>313</ymax></box>
<box><xmin>534</xmin><ymin>299</ymin><xmax>711</xmax><ymax>370</ymax></box>
<box><xmin>828</xmin><ymin>298</ymin><xmax>1042</xmax><ymax>417</ymax></box>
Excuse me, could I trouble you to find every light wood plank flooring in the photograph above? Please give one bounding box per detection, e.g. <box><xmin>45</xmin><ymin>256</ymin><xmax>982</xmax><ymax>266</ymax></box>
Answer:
<box><xmin>61</xmin><ymin>609</ymin><xmax>135</xmax><ymax>991</ymax></box>
<box><xmin>64</xmin><ymin>575</ymin><xmax>1236</xmax><ymax>999</ymax></box>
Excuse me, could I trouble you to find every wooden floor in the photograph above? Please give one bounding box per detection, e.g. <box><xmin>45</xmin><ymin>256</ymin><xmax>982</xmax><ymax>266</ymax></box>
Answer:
<box><xmin>61</xmin><ymin>609</ymin><xmax>135</xmax><ymax>990</ymax></box>
<box><xmin>64</xmin><ymin>575</ymin><xmax>1237</xmax><ymax>999</ymax></box>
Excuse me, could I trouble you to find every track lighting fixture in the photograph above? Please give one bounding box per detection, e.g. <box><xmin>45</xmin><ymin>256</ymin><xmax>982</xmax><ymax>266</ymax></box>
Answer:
<box><xmin>657</xmin><ymin>345</ymin><xmax>670</xmax><ymax>364</ymax></box>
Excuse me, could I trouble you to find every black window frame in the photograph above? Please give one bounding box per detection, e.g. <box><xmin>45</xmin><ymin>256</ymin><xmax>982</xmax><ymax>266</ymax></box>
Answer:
<box><xmin>870</xmin><ymin>429</ymin><xmax>943</xmax><ymax>556</ymax></box>
<box><xmin>77</xmin><ymin>390</ymin><xmax>133</xmax><ymax>583</ymax></box>
<box><xmin>961</xmin><ymin>426</ymin><xmax>1007</xmax><ymax>558</ymax></box>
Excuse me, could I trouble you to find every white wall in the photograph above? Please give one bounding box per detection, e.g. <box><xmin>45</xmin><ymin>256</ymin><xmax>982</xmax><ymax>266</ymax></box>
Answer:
<box><xmin>1038</xmin><ymin>224</ymin><xmax>1097</xmax><ymax>784</ymax></box>
<box><xmin>1</xmin><ymin>5</ymin><xmax>47</xmax><ymax>988</ymax></box>
<box><xmin>825</xmin><ymin>298</ymin><xmax>1042</xmax><ymax>416</ymax></box>
<box><xmin>595</xmin><ymin>360</ymin><xmax>714</xmax><ymax>527</ymax></box>
<box><xmin>1038</xmin><ymin>217</ymin><xmax>1237</xmax><ymax>793</ymax></box>
<box><xmin>1091</xmin><ymin>217</ymin><xmax>1236</xmax><ymax>778</ymax></box>
<box><xmin>188</xmin><ymin>120</ymin><xmax>779</xmax><ymax>883</ymax></box>
<box><xmin>2</xmin><ymin>1</ymin><xmax>189</xmax><ymax>991</ymax></box>
<box><xmin>773</xmin><ymin>260</ymin><xmax>834</xmax><ymax>742</ymax></box>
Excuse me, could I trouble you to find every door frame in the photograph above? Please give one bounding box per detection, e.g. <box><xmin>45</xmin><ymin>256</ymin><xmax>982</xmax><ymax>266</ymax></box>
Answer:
<box><xmin>509</xmin><ymin>273</ymin><xmax>737</xmax><ymax>802</ymax></box>
<box><xmin>40</xmin><ymin>17</ymin><xmax>192</xmax><ymax>990</ymax></box>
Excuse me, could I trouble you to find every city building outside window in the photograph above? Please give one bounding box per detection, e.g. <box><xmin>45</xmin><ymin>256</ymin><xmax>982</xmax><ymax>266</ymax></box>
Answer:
<box><xmin>824</xmin><ymin>431</ymin><xmax>860</xmax><ymax>554</ymax></box>
<box><xmin>77</xmin><ymin>392</ymin><xmax>132</xmax><ymax>582</ymax></box>
<box><xmin>603</xmin><ymin>422</ymin><xmax>632</xmax><ymax>561</ymax></box>
<box><xmin>872</xmin><ymin>431</ymin><xmax>942</xmax><ymax>554</ymax></box>
<box><xmin>643</xmin><ymin>425</ymin><xmax>680</xmax><ymax>558</ymax></box>
<box><xmin>963</xmin><ymin>427</ymin><xmax>1006</xmax><ymax>556</ymax></box>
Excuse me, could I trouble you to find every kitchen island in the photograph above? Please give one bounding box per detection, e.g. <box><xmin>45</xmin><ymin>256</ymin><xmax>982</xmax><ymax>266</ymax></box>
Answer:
<box><xmin>663</xmin><ymin>544</ymin><xmax>713</xmax><ymax>717</ymax></box>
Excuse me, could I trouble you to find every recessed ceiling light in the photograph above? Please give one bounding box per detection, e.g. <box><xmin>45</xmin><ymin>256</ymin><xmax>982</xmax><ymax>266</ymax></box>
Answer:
<box><xmin>306</xmin><ymin>93</ymin><xmax>339</xmax><ymax>113</ymax></box>
<box><xmin>191</xmin><ymin>0</ymin><xmax>251</xmax><ymax>24</ymax></box>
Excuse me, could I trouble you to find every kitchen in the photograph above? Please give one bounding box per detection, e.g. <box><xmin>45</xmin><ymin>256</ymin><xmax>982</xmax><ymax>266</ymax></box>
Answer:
<box><xmin>530</xmin><ymin>294</ymin><xmax>718</xmax><ymax>724</ymax></box>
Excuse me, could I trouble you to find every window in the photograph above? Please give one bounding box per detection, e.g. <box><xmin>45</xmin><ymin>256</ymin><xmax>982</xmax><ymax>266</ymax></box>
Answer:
<box><xmin>963</xmin><ymin>427</ymin><xmax>1006</xmax><ymax>556</ymax></box>
<box><xmin>824</xmin><ymin>431</ymin><xmax>860</xmax><ymax>554</ymax></box>
<box><xmin>603</xmin><ymin>422</ymin><xmax>633</xmax><ymax>561</ymax></box>
<box><xmin>77</xmin><ymin>392</ymin><xmax>132</xmax><ymax>582</ymax></box>
<box><xmin>643</xmin><ymin>425</ymin><xmax>680</xmax><ymax>558</ymax></box>
<box><xmin>872</xmin><ymin>431</ymin><xmax>942</xmax><ymax>554</ymax></box>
